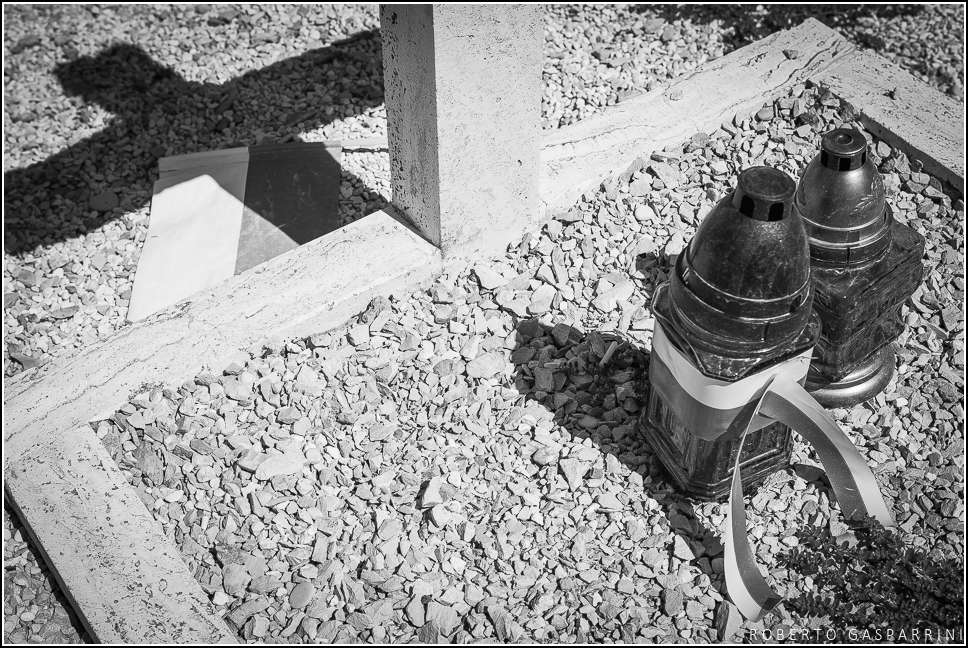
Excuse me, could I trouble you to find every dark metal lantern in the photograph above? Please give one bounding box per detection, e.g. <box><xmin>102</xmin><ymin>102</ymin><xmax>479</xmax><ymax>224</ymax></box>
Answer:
<box><xmin>796</xmin><ymin>128</ymin><xmax>925</xmax><ymax>407</ymax></box>
<box><xmin>642</xmin><ymin>167</ymin><xmax>821</xmax><ymax>501</ymax></box>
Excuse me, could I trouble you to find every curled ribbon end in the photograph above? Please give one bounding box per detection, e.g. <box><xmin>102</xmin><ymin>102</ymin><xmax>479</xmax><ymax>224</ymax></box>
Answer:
<box><xmin>652</xmin><ymin>323</ymin><xmax>898</xmax><ymax>625</ymax></box>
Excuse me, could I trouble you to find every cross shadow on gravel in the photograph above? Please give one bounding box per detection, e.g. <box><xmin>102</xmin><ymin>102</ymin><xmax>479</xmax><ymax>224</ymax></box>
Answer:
<box><xmin>507</xmin><ymin>252</ymin><xmax>730</xmax><ymax>609</ymax></box>
<box><xmin>4</xmin><ymin>29</ymin><xmax>386</xmax><ymax>255</ymax></box>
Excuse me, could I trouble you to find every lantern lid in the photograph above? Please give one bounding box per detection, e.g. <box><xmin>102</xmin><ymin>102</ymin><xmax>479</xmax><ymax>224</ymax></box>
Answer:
<box><xmin>686</xmin><ymin>166</ymin><xmax>810</xmax><ymax>305</ymax></box>
<box><xmin>732</xmin><ymin>165</ymin><xmax>797</xmax><ymax>221</ymax></box>
<box><xmin>668</xmin><ymin>166</ymin><xmax>814</xmax><ymax>356</ymax></box>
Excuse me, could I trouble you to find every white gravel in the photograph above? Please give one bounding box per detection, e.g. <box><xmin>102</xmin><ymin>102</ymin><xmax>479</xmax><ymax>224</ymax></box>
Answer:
<box><xmin>3</xmin><ymin>3</ymin><xmax>964</xmax><ymax>643</ymax></box>
<box><xmin>96</xmin><ymin>88</ymin><xmax>964</xmax><ymax>642</ymax></box>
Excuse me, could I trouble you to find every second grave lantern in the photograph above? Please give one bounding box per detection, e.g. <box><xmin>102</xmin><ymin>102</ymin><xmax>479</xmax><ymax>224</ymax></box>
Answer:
<box><xmin>642</xmin><ymin>166</ymin><xmax>820</xmax><ymax>500</ymax></box>
<box><xmin>795</xmin><ymin>128</ymin><xmax>925</xmax><ymax>407</ymax></box>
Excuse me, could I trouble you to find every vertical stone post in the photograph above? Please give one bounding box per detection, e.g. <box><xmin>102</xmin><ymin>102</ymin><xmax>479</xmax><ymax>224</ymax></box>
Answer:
<box><xmin>380</xmin><ymin>4</ymin><xmax>542</xmax><ymax>258</ymax></box>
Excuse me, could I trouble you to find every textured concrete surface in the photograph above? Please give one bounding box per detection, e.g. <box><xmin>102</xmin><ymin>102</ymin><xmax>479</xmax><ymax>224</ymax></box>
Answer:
<box><xmin>382</xmin><ymin>4</ymin><xmax>543</xmax><ymax>258</ymax></box>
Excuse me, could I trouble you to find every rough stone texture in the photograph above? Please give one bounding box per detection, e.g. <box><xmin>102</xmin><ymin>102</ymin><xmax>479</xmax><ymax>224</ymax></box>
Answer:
<box><xmin>5</xmin><ymin>426</ymin><xmax>233</xmax><ymax>643</ymax></box>
<box><xmin>2</xmin><ymin>4</ymin><xmax>963</xmax><ymax>643</ymax></box>
<box><xmin>379</xmin><ymin>5</ymin><xmax>439</xmax><ymax>245</ymax></box>
<box><xmin>3</xmin><ymin>4</ymin><xmax>391</xmax><ymax>380</ymax></box>
<box><xmin>4</xmin><ymin>4</ymin><xmax>961</xmax><ymax>381</ymax></box>
<box><xmin>5</xmin><ymin>211</ymin><xmax>441</xmax><ymax>459</ymax></box>
<box><xmin>381</xmin><ymin>4</ymin><xmax>543</xmax><ymax>257</ymax></box>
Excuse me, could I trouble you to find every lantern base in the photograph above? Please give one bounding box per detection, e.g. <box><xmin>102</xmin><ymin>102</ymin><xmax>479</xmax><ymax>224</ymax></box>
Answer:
<box><xmin>806</xmin><ymin>345</ymin><xmax>895</xmax><ymax>408</ymax></box>
<box><xmin>640</xmin><ymin>391</ymin><xmax>794</xmax><ymax>503</ymax></box>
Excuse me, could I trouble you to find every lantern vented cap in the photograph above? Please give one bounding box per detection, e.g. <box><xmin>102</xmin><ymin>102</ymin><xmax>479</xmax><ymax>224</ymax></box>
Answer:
<box><xmin>820</xmin><ymin>128</ymin><xmax>868</xmax><ymax>171</ymax></box>
<box><xmin>796</xmin><ymin>127</ymin><xmax>892</xmax><ymax>266</ymax></box>
<box><xmin>731</xmin><ymin>166</ymin><xmax>797</xmax><ymax>222</ymax></box>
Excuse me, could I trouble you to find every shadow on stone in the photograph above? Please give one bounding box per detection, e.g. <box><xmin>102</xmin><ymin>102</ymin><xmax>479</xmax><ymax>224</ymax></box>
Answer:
<box><xmin>5</xmin><ymin>30</ymin><xmax>386</xmax><ymax>255</ymax></box>
<box><xmin>504</xmin><ymin>247</ymin><xmax>957</xmax><ymax>633</ymax></box>
<box><xmin>507</xmin><ymin>310</ymin><xmax>962</xmax><ymax>634</ymax></box>
<box><xmin>777</xmin><ymin>517</ymin><xmax>964</xmax><ymax>637</ymax></box>
<box><xmin>507</xmin><ymin>249</ymin><xmax>730</xmax><ymax>626</ymax></box>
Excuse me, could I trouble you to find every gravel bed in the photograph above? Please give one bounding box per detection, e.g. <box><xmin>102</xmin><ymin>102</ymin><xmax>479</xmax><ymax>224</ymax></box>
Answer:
<box><xmin>94</xmin><ymin>89</ymin><xmax>963</xmax><ymax>642</ymax></box>
<box><xmin>541</xmin><ymin>4</ymin><xmax>964</xmax><ymax>129</ymax></box>
<box><xmin>3</xmin><ymin>3</ymin><xmax>963</xmax><ymax>642</ymax></box>
<box><xmin>541</xmin><ymin>5</ymin><xmax>730</xmax><ymax>128</ymax></box>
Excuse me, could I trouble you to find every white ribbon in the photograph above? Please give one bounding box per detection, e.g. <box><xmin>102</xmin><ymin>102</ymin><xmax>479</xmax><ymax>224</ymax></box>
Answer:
<box><xmin>650</xmin><ymin>322</ymin><xmax>895</xmax><ymax>621</ymax></box>
<box><xmin>651</xmin><ymin>324</ymin><xmax>812</xmax><ymax>410</ymax></box>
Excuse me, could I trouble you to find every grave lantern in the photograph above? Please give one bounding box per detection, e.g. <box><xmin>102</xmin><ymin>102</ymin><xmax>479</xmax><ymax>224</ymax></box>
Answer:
<box><xmin>641</xmin><ymin>166</ymin><xmax>820</xmax><ymax>500</ymax></box>
<box><xmin>795</xmin><ymin>127</ymin><xmax>925</xmax><ymax>407</ymax></box>
<box><xmin>638</xmin><ymin>169</ymin><xmax>896</xmax><ymax>622</ymax></box>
